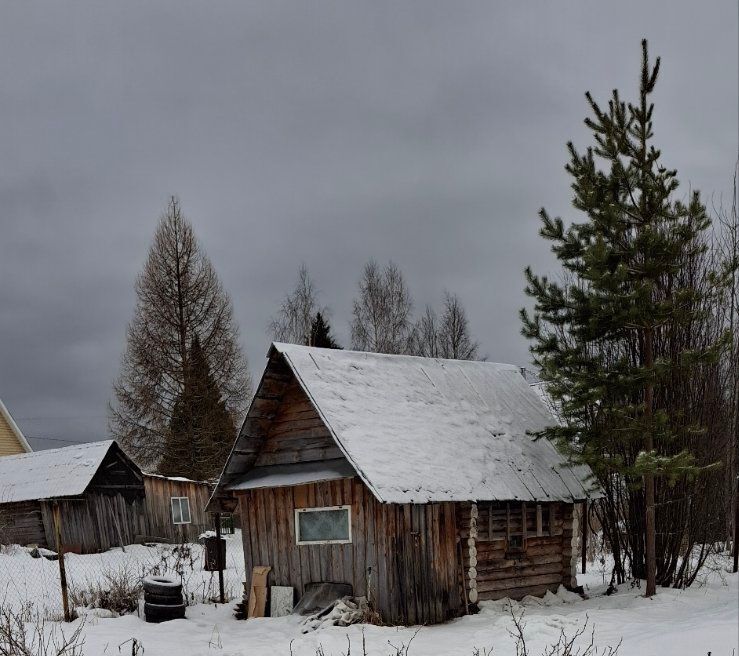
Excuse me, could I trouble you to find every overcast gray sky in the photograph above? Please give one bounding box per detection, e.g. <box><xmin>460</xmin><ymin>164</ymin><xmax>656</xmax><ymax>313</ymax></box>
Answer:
<box><xmin>1</xmin><ymin>2</ymin><xmax>736</xmax><ymax>450</ymax></box>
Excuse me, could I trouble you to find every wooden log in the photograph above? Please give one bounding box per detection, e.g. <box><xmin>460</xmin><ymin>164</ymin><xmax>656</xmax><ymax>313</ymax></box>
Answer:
<box><xmin>475</xmin><ymin>572</ymin><xmax>563</xmax><ymax>594</ymax></box>
<box><xmin>52</xmin><ymin>502</ymin><xmax>71</xmax><ymax>622</ymax></box>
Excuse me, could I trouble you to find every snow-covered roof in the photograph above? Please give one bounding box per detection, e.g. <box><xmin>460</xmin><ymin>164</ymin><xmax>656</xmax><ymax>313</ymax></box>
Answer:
<box><xmin>216</xmin><ymin>344</ymin><xmax>600</xmax><ymax>505</ymax></box>
<box><xmin>0</xmin><ymin>440</ymin><xmax>118</xmax><ymax>504</ymax></box>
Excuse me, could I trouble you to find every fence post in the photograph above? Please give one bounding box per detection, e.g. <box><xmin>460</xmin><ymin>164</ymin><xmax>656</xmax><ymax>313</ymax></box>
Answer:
<box><xmin>215</xmin><ymin>512</ymin><xmax>225</xmax><ymax>604</ymax></box>
<box><xmin>52</xmin><ymin>502</ymin><xmax>71</xmax><ymax>622</ymax></box>
<box><xmin>581</xmin><ymin>501</ymin><xmax>588</xmax><ymax>575</ymax></box>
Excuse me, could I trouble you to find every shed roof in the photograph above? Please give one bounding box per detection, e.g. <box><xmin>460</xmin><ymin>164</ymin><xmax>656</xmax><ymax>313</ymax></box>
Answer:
<box><xmin>216</xmin><ymin>344</ymin><xmax>600</xmax><ymax>505</ymax></box>
<box><xmin>0</xmin><ymin>439</ymin><xmax>121</xmax><ymax>504</ymax></box>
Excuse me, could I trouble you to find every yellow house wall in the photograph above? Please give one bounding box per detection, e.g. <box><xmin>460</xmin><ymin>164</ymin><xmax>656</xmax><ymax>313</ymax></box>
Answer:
<box><xmin>0</xmin><ymin>409</ymin><xmax>29</xmax><ymax>456</ymax></box>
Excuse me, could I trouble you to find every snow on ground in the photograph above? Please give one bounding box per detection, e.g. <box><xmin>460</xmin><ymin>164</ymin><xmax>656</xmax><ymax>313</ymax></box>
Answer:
<box><xmin>0</xmin><ymin>531</ymin><xmax>246</xmax><ymax>620</ymax></box>
<box><xmin>2</xmin><ymin>537</ymin><xmax>737</xmax><ymax>655</ymax></box>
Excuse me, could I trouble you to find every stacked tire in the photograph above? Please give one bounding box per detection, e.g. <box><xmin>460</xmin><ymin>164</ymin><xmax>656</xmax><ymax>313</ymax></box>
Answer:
<box><xmin>143</xmin><ymin>576</ymin><xmax>186</xmax><ymax>623</ymax></box>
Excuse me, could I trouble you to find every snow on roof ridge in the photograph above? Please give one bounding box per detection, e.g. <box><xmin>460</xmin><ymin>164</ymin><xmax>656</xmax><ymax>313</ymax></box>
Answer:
<box><xmin>272</xmin><ymin>342</ymin><xmax>518</xmax><ymax>370</ymax></box>
<box><xmin>0</xmin><ymin>438</ymin><xmax>114</xmax><ymax>463</ymax></box>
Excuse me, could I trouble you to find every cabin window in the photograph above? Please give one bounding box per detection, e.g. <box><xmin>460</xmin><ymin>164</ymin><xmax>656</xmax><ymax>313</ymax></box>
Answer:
<box><xmin>171</xmin><ymin>497</ymin><xmax>192</xmax><ymax>525</ymax></box>
<box><xmin>295</xmin><ymin>506</ymin><xmax>351</xmax><ymax>545</ymax></box>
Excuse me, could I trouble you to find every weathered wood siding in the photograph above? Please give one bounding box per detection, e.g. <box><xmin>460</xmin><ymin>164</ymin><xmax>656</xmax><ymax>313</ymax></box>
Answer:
<box><xmin>142</xmin><ymin>475</ymin><xmax>212</xmax><ymax>542</ymax></box>
<box><xmin>457</xmin><ymin>501</ymin><xmax>575</xmax><ymax>601</ymax></box>
<box><xmin>0</xmin><ymin>500</ymin><xmax>46</xmax><ymax>545</ymax></box>
<box><xmin>39</xmin><ymin>494</ymin><xmax>148</xmax><ymax>553</ymax></box>
<box><xmin>253</xmin><ymin>378</ymin><xmax>344</xmax><ymax>467</ymax></box>
<box><xmin>238</xmin><ymin>478</ymin><xmax>462</xmax><ymax>625</ymax></box>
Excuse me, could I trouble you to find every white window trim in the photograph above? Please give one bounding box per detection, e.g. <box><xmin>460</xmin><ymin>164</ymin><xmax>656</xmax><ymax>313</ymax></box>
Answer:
<box><xmin>295</xmin><ymin>505</ymin><xmax>352</xmax><ymax>545</ymax></box>
<box><xmin>171</xmin><ymin>496</ymin><xmax>192</xmax><ymax>525</ymax></box>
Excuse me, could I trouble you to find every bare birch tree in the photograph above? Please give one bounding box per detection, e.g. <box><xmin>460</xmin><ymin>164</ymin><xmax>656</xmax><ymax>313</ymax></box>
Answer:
<box><xmin>268</xmin><ymin>264</ymin><xmax>322</xmax><ymax>345</ymax></box>
<box><xmin>350</xmin><ymin>260</ymin><xmax>413</xmax><ymax>354</ymax></box>
<box><xmin>438</xmin><ymin>292</ymin><xmax>479</xmax><ymax>360</ymax></box>
<box><xmin>109</xmin><ymin>197</ymin><xmax>251</xmax><ymax>470</ymax></box>
<box><xmin>409</xmin><ymin>292</ymin><xmax>479</xmax><ymax>360</ymax></box>
<box><xmin>409</xmin><ymin>305</ymin><xmax>441</xmax><ymax>357</ymax></box>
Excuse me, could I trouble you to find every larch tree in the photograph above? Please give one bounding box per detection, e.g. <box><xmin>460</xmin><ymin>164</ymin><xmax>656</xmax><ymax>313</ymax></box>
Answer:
<box><xmin>110</xmin><ymin>197</ymin><xmax>251</xmax><ymax>472</ymax></box>
<box><xmin>521</xmin><ymin>41</ymin><xmax>729</xmax><ymax>595</ymax></box>
<box><xmin>350</xmin><ymin>260</ymin><xmax>414</xmax><ymax>354</ymax></box>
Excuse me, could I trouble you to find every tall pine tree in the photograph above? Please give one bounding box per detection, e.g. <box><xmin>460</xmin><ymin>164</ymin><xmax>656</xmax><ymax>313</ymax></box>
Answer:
<box><xmin>521</xmin><ymin>41</ymin><xmax>728</xmax><ymax>595</ymax></box>
<box><xmin>159</xmin><ymin>336</ymin><xmax>236</xmax><ymax>480</ymax></box>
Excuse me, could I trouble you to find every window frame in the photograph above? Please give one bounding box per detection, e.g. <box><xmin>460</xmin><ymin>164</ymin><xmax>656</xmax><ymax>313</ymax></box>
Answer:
<box><xmin>171</xmin><ymin>496</ymin><xmax>192</xmax><ymax>525</ymax></box>
<box><xmin>295</xmin><ymin>505</ymin><xmax>352</xmax><ymax>546</ymax></box>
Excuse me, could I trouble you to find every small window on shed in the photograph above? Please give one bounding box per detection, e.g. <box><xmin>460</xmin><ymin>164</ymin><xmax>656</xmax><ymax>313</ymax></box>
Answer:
<box><xmin>171</xmin><ymin>497</ymin><xmax>191</xmax><ymax>525</ymax></box>
<box><xmin>295</xmin><ymin>506</ymin><xmax>351</xmax><ymax>545</ymax></box>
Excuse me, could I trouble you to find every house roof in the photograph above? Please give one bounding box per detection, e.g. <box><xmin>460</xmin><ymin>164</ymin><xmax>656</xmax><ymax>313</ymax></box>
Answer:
<box><xmin>0</xmin><ymin>439</ymin><xmax>120</xmax><ymax>504</ymax></box>
<box><xmin>215</xmin><ymin>343</ymin><xmax>600</xmax><ymax>505</ymax></box>
<box><xmin>0</xmin><ymin>398</ymin><xmax>33</xmax><ymax>454</ymax></box>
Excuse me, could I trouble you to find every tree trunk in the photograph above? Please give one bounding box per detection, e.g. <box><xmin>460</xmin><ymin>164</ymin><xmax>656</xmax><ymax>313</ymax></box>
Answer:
<box><xmin>644</xmin><ymin>326</ymin><xmax>657</xmax><ymax>597</ymax></box>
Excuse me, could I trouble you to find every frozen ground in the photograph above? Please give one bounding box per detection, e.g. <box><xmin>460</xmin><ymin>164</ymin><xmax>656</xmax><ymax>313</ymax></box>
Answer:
<box><xmin>1</xmin><ymin>536</ymin><xmax>736</xmax><ymax>655</ymax></box>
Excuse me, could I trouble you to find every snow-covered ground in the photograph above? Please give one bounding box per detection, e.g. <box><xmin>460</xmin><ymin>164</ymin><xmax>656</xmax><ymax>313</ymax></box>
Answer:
<box><xmin>0</xmin><ymin>531</ymin><xmax>246</xmax><ymax>620</ymax></box>
<box><xmin>1</xmin><ymin>535</ymin><xmax>737</xmax><ymax>655</ymax></box>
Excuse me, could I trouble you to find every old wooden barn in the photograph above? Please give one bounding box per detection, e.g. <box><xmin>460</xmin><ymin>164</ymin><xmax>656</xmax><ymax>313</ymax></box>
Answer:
<box><xmin>0</xmin><ymin>440</ymin><xmax>212</xmax><ymax>552</ymax></box>
<box><xmin>209</xmin><ymin>343</ymin><xmax>600</xmax><ymax>625</ymax></box>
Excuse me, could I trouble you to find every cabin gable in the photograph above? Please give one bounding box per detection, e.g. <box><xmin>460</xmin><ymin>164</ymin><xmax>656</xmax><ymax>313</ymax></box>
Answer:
<box><xmin>254</xmin><ymin>377</ymin><xmax>345</xmax><ymax>468</ymax></box>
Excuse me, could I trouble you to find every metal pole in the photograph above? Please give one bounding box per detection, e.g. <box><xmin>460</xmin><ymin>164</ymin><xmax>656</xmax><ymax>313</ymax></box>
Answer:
<box><xmin>215</xmin><ymin>512</ymin><xmax>225</xmax><ymax>604</ymax></box>
<box><xmin>581</xmin><ymin>501</ymin><xmax>588</xmax><ymax>575</ymax></box>
<box><xmin>52</xmin><ymin>502</ymin><xmax>71</xmax><ymax>622</ymax></box>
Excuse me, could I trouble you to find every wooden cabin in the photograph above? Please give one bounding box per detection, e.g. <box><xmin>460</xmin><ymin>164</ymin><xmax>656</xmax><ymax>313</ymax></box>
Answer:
<box><xmin>0</xmin><ymin>440</ymin><xmax>212</xmax><ymax>552</ymax></box>
<box><xmin>209</xmin><ymin>343</ymin><xmax>600</xmax><ymax>625</ymax></box>
<box><xmin>0</xmin><ymin>399</ymin><xmax>32</xmax><ymax>457</ymax></box>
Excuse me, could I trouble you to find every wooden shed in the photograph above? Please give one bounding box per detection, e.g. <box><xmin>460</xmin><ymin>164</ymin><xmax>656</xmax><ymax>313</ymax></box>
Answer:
<box><xmin>209</xmin><ymin>343</ymin><xmax>600</xmax><ymax>625</ymax></box>
<box><xmin>0</xmin><ymin>440</ymin><xmax>212</xmax><ymax>552</ymax></box>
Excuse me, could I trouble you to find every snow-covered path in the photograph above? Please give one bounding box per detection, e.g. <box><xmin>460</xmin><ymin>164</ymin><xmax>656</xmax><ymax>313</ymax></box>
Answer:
<box><xmin>64</xmin><ymin>564</ymin><xmax>738</xmax><ymax>656</ymax></box>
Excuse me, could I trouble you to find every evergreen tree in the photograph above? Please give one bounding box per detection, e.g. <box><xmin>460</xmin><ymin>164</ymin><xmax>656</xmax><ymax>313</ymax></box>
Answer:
<box><xmin>159</xmin><ymin>336</ymin><xmax>236</xmax><ymax>480</ymax></box>
<box><xmin>110</xmin><ymin>197</ymin><xmax>250</xmax><ymax>469</ymax></box>
<box><xmin>521</xmin><ymin>41</ymin><xmax>728</xmax><ymax>595</ymax></box>
<box><xmin>309</xmin><ymin>311</ymin><xmax>341</xmax><ymax>348</ymax></box>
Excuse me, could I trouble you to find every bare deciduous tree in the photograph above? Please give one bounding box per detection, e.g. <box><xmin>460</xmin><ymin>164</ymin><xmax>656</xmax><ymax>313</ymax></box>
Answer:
<box><xmin>409</xmin><ymin>292</ymin><xmax>479</xmax><ymax>360</ymax></box>
<box><xmin>268</xmin><ymin>264</ymin><xmax>323</xmax><ymax>345</ymax></box>
<box><xmin>350</xmin><ymin>260</ymin><xmax>414</xmax><ymax>354</ymax></box>
<box><xmin>109</xmin><ymin>197</ymin><xmax>251</xmax><ymax>470</ymax></box>
<box><xmin>409</xmin><ymin>305</ymin><xmax>441</xmax><ymax>357</ymax></box>
<box><xmin>438</xmin><ymin>292</ymin><xmax>479</xmax><ymax>360</ymax></box>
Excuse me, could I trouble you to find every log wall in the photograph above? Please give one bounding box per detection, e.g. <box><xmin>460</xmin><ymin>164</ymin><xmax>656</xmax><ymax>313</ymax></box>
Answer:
<box><xmin>457</xmin><ymin>501</ymin><xmax>575</xmax><ymax>601</ymax></box>
<box><xmin>238</xmin><ymin>477</ymin><xmax>462</xmax><ymax>625</ymax></box>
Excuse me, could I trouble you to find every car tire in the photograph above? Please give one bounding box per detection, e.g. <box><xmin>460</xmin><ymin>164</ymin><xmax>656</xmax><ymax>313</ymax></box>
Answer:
<box><xmin>142</xmin><ymin>576</ymin><xmax>182</xmax><ymax>596</ymax></box>
<box><xmin>144</xmin><ymin>590</ymin><xmax>183</xmax><ymax>605</ymax></box>
<box><xmin>144</xmin><ymin>602</ymin><xmax>186</xmax><ymax>623</ymax></box>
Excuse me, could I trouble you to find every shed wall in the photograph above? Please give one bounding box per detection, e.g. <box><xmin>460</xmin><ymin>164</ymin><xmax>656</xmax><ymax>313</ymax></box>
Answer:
<box><xmin>0</xmin><ymin>500</ymin><xmax>45</xmax><ymax>545</ymax></box>
<box><xmin>457</xmin><ymin>501</ymin><xmax>576</xmax><ymax>601</ymax></box>
<box><xmin>238</xmin><ymin>478</ymin><xmax>462</xmax><ymax>625</ymax></box>
<box><xmin>142</xmin><ymin>476</ymin><xmax>212</xmax><ymax>542</ymax></box>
